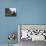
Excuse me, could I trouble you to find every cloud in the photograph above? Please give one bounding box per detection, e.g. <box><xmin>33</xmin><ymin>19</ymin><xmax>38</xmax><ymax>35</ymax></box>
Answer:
<box><xmin>10</xmin><ymin>8</ymin><xmax>16</xmax><ymax>12</ymax></box>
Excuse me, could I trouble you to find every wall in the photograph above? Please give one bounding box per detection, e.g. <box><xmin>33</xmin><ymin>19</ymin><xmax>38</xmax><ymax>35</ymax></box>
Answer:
<box><xmin>0</xmin><ymin>0</ymin><xmax>46</xmax><ymax>44</ymax></box>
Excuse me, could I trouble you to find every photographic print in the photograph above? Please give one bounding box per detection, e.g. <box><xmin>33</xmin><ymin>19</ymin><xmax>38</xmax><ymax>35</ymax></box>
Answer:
<box><xmin>5</xmin><ymin>8</ymin><xmax>16</xmax><ymax>16</ymax></box>
<box><xmin>18</xmin><ymin>24</ymin><xmax>46</xmax><ymax>46</ymax></box>
<box><xmin>18</xmin><ymin>24</ymin><xmax>46</xmax><ymax>41</ymax></box>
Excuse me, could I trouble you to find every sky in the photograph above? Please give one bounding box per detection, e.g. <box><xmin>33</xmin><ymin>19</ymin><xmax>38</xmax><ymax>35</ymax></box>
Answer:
<box><xmin>10</xmin><ymin>8</ymin><xmax>16</xmax><ymax>12</ymax></box>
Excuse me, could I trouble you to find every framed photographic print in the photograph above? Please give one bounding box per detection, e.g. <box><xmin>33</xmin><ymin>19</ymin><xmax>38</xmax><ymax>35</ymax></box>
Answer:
<box><xmin>5</xmin><ymin>8</ymin><xmax>16</xmax><ymax>16</ymax></box>
<box><xmin>18</xmin><ymin>24</ymin><xmax>46</xmax><ymax>41</ymax></box>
